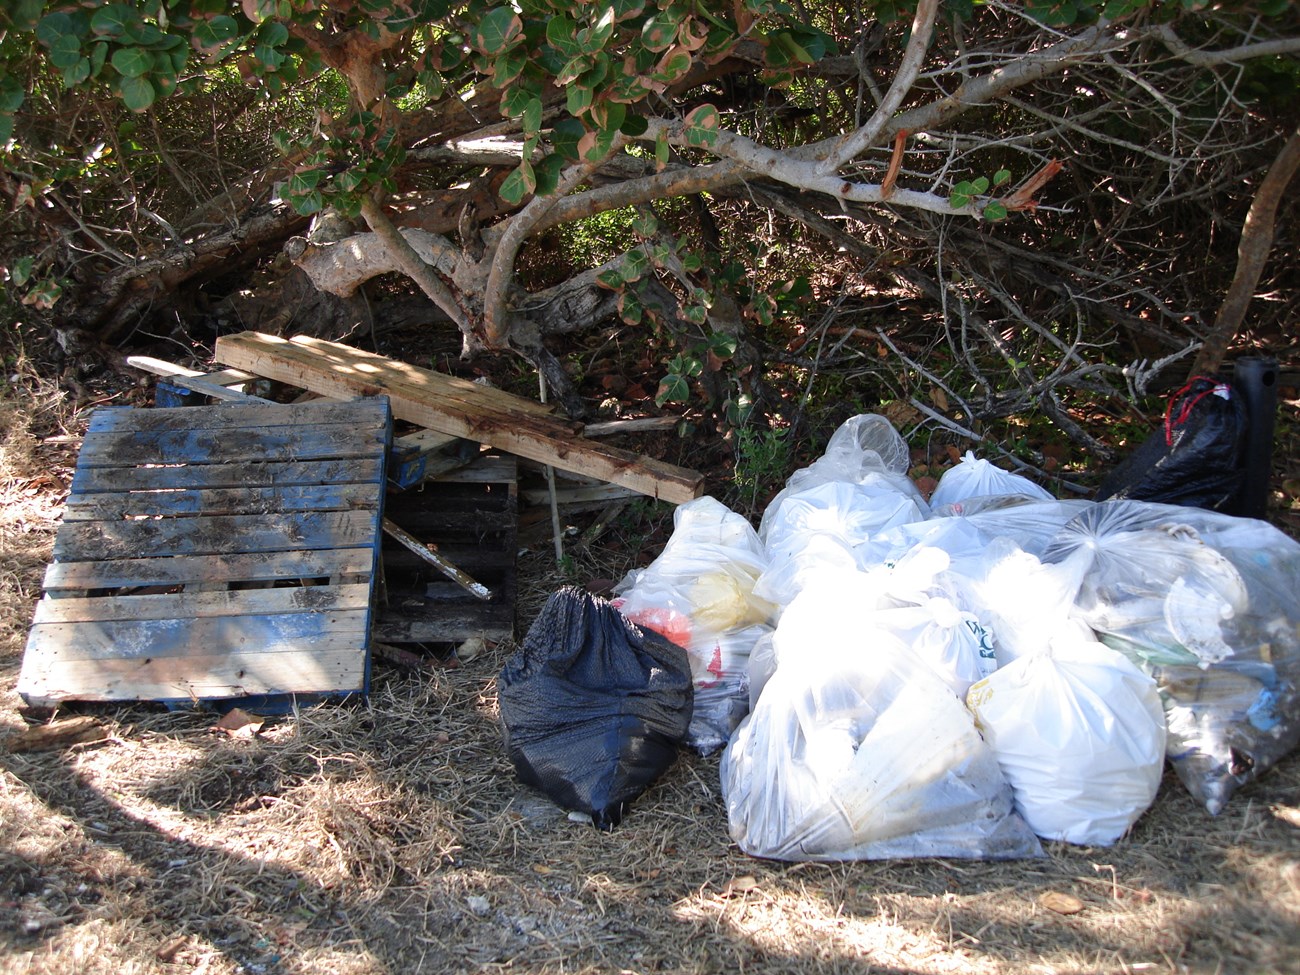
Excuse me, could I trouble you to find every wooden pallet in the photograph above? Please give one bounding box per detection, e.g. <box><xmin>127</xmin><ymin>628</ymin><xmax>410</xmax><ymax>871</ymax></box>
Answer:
<box><xmin>18</xmin><ymin>397</ymin><xmax>391</xmax><ymax>708</ymax></box>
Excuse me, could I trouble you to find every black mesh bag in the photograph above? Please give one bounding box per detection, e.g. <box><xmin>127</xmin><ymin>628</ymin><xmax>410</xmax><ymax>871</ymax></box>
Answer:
<box><xmin>498</xmin><ymin>587</ymin><xmax>693</xmax><ymax>829</ymax></box>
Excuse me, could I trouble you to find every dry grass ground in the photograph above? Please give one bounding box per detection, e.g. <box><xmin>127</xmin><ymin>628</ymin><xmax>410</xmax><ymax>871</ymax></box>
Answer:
<box><xmin>2</xmin><ymin>367</ymin><xmax>1299</xmax><ymax>975</ymax></box>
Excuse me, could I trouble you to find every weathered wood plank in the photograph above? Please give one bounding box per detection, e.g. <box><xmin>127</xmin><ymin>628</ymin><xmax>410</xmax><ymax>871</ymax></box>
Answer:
<box><xmin>71</xmin><ymin>457</ymin><xmax>384</xmax><ymax>494</ymax></box>
<box><xmin>42</xmin><ymin>547</ymin><xmax>375</xmax><ymax>592</ymax></box>
<box><xmin>53</xmin><ymin>509</ymin><xmax>380</xmax><ymax>561</ymax></box>
<box><xmin>373</xmin><ymin>604</ymin><xmax>514</xmax><ymax>644</ymax></box>
<box><xmin>17</xmin><ymin>649</ymin><xmax>368</xmax><ymax>705</ymax></box>
<box><xmin>214</xmin><ymin>332</ymin><xmax>704</xmax><ymax>503</ymax></box>
<box><xmin>63</xmin><ymin>483</ymin><xmax>382</xmax><ymax>521</ymax></box>
<box><xmin>87</xmin><ymin>397</ymin><xmax>388</xmax><ymax>433</ymax></box>
<box><xmin>235</xmin><ymin>334</ymin><xmax>562</xmax><ymax>420</ymax></box>
<box><xmin>78</xmin><ymin>423</ymin><xmax>387</xmax><ymax>468</ymax></box>
<box><xmin>32</xmin><ymin>583</ymin><xmax>372</xmax><ymax>625</ymax></box>
<box><xmin>24</xmin><ymin>610</ymin><xmax>370</xmax><ymax>663</ymax></box>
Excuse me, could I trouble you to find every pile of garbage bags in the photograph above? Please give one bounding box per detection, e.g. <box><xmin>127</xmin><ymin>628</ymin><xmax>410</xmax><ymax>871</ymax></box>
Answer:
<box><xmin>503</xmin><ymin>413</ymin><xmax>1300</xmax><ymax>858</ymax></box>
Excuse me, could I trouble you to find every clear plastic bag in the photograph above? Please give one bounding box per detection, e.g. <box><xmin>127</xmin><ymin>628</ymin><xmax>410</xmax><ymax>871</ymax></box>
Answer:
<box><xmin>722</xmin><ymin>586</ymin><xmax>1042</xmax><ymax>861</ymax></box>
<box><xmin>760</xmin><ymin>415</ymin><xmax>927</xmax><ymax>542</ymax></box>
<box><xmin>929</xmin><ymin>451</ymin><xmax>1054</xmax><ymax>510</ymax></box>
<box><xmin>757</xmin><ymin>477</ymin><xmax>929</xmax><ymax>613</ymax></box>
<box><xmin>1043</xmin><ymin>500</ymin><xmax>1300</xmax><ymax>813</ymax></box>
<box><xmin>967</xmin><ymin>638</ymin><xmax>1166</xmax><ymax>845</ymax></box>
<box><xmin>614</xmin><ymin>496</ymin><xmax>774</xmax><ymax>754</ymax></box>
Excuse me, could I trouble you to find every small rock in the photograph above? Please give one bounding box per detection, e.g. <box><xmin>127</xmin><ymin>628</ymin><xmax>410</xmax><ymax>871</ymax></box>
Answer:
<box><xmin>466</xmin><ymin>895</ymin><xmax>490</xmax><ymax>917</ymax></box>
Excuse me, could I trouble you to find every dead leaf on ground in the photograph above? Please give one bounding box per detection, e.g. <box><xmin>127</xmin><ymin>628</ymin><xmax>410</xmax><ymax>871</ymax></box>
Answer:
<box><xmin>721</xmin><ymin>875</ymin><xmax>760</xmax><ymax>898</ymax></box>
<box><xmin>1272</xmin><ymin>805</ymin><xmax>1300</xmax><ymax>828</ymax></box>
<box><xmin>1039</xmin><ymin>891</ymin><xmax>1085</xmax><ymax>915</ymax></box>
<box><xmin>214</xmin><ymin>708</ymin><xmax>263</xmax><ymax>739</ymax></box>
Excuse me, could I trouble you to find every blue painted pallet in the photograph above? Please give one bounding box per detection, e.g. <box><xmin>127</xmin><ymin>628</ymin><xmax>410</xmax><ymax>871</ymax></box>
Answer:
<box><xmin>18</xmin><ymin>397</ymin><xmax>391</xmax><ymax>709</ymax></box>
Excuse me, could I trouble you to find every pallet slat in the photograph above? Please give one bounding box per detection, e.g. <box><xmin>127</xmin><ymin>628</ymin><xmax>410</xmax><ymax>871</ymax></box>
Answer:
<box><xmin>53</xmin><ymin>509</ymin><xmax>380</xmax><ymax>561</ymax></box>
<box><xmin>71</xmin><ymin>457</ymin><xmax>384</xmax><ymax>494</ymax></box>
<box><xmin>63</xmin><ymin>483</ymin><xmax>382</xmax><ymax>521</ymax></box>
<box><xmin>42</xmin><ymin>548</ymin><xmax>375</xmax><ymax>592</ymax></box>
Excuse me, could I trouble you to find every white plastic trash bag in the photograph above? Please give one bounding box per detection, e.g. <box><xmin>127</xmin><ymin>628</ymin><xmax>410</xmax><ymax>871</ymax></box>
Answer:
<box><xmin>966</xmin><ymin>639</ymin><xmax>1166</xmax><ymax>845</ymax></box>
<box><xmin>721</xmin><ymin>587</ymin><xmax>1042</xmax><ymax>861</ymax></box>
<box><xmin>760</xmin><ymin>414</ymin><xmax>927</xmax><ymax>542</ymax></box>
<box><xmin>763</xmin><ymin>478</ymin><xmax>929</xmax><ymax>558</ymax></box>
<box><xmin>953</xmin><ymin>536</ymin><xmax>1092</xmax><ymax>667</ymax></box>
<box><xmin>1043</xmin><ymin>500</ymin><xmax>1300</xmax><ymax>815</ymax></box>
<box><xmin>929</xmin><ymin>451</ymin><xmax>1055</xmax><ymax>509</ymax></box>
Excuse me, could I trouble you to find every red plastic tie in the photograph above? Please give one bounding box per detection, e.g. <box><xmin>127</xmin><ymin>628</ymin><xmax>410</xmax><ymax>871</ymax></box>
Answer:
<box><xmin>1163</xmin><ymin>376</ymin><xmax>1224</xmax><ymax>446</ymax></box>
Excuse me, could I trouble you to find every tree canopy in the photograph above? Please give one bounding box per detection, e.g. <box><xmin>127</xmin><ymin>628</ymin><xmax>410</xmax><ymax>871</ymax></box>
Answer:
<box><xmin>1</xmin><ymin>1</ymin><xmax>1297</xmax><ymax>449</ymax></box>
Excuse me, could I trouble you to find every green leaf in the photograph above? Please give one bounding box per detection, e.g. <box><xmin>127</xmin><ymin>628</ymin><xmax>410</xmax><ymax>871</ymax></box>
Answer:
<box><xmin>522</xmin><ymin>96</ymin><xmax>543</xmax><ymax>136</ymax></box>
<box><xmin>652</xmin><ymin>48</ymin><xmax>692</xmax><ymax>85</ymax></box>
<box><xmin>683</xmin><ymin>103</ymin><xmax>720</xmax><ymax>148</ymax></box>
<box><xmin>578</xmin><ymin>126</ymin><xmax>617</xmax><ymax>163</ymax></box>
<box><xmin>473</xmin><ymin>7</ymin><xmax>523</xmax><ymax>55</ymax></box>
<box><xmin>260</xmin><ymin>21</ymin><xmax>290</xmax><ymax>47</ymax></box>
<box><xmin>255</xmin><ymin>44</ymin><xmax>285</xmax><ymax>70</ymax></box>
<box><xmin>656</xmin><ymin>373</ymin><xmax>690</xmax><ymax>406</ymax></box>
<box><xmin>499</xmin><ymin>160</ymin><xmax>536</xmax><ymax>205</ymax></box>
<box><xmin>494</xmin><ymin>48</ymin><xmax>528</xmax><ymax>88</ymax></box>
<box><xmin>290</xmin><ymin>189</ymin><xmax>324</xmax><ymax>216</ymax></box>
<box><xmin>655</xmin><ymin>130</ymin><xmax>669</xmax><ymax>168</ymax></box>
<box><xmin>90</xmin><ymin>4</ymin><xmax>136</xmax><ymax>37</ymax></box>
<box><xmin>0</xmin><ymin>77</ymin><xmax>24</xmax><ymax>114</ymax></box>
<box><xmin>683</xmin><ymin>304</ymin><xmax>707</xmax><ymax>325</ymax></box>
<box><xmin>11</xmin><ymin>256</ymin><xmax>34</xmax><ymax>286</ymax></box>
<box><xmin>534</xmin><ymin>153</ymin><xmax>565</xmax><ymax>196</ymax></box>
<box><xmin>89</xmin><ymin>41</ymin><xmax>108</xmax><ymax>77</ymax></box>
<box><xmin>617</xmin><ymin>289</ymin><xmax>643</xmax><ymax>325</ymax></box>
<box><xmin>545</xmin><ymin>15</ymin><xmax>580</xmax><ymax>58</ymax></box>
<box><xmin>551</xmin><ymin>118</ymin><xmax>585</xmax><ymax>161</ymax></box>
<box><xmin>119</xmin><ymin>75</ymin><xmax>156</xmax><ymax>112</ymax></box>
<box><xmin>63</xmin><ymin>57</ymin><xmax>92</xmax><ymax>88</ymax></box>
<box><xmin>501</xmin><ymin>83</ymin><xmax>536</xmax><ymax>119</ymax></box>
<box><xmin>708</xmin><ymin>333</ymin><xmax>738</xmax><ymax>359</ymax></box>
<box><xmin>48</xmin><ymin>34</ymin><xmax>84</xmax><ymax>70</ymax></box>
<box><xmin>971</xmin><ymin>175</ymin><xmax>990</xmax><ymax>193</ymax></box>
<box><xmin>111</xmin><ymin>47</ymin><xmax>153</xmax><ymax>79</ymax></box>
<box><xmin>949</xmin><ymin>192</ymin><xmax>970</xmax><ymax>209</ymax></box>
<box><xmin>589</xmin><ymin>99</ymin><xmax>626</xmax><ymax>133</ymax></box>
<box><xmin>623</xmin><ymin>248</ymin><xmax>650</xmax><ymax>281</ymax></box>
<box><xmin>994</xmin><ymin>168</ymin><xmax>1012</xmax><ymax>187</ymax></box>
<box><xmin>8</xmin><ymin>0</ymin><xmax>43</xmax><ymax>32</ymax></box>
<box><xmin>631</xmin><ymin>211</ymin><xmax>658</xmax><ymax>236</ymax></box>
<box><xmin>641</xmin><ymin>12</ymin><xmax>680</xmax><ymax>52</ymax></box>
<box><xmin>982</xmin><ymin>201</ymin><xmax>1009</xmax><ymax>222</ymax></box>
<box><xmin>37</xmin><ymin>13</ymin><xmax>76</xmax><ymax>48</ymax></box>
<box><xmin>619</xmin><ymin>114</ymin><xmax>648</xmax><ymax>137</ymax></box>
<box><xmin>566</xmin><ymin>83</ymin><xmax>593</xmax><ymax>117</ymax></box>
<box><xmin>596</xmin><ymin>267</ymin><xmax>625</xmax><ymax>290</ymax></box>
<box><xmin>287</xmin><ymin>170</ymin><xmax>321</xmax><ymax>194</ymax></box>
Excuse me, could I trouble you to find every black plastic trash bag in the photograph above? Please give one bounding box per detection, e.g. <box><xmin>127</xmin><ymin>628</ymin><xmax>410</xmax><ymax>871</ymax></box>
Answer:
<box><xmin>498</xmin><ymin>587</ymin><xmax>693</xmax><ymax>829</ymax></box>
<box><xmin>1095</xmin><ymin>376</ymin><xmax>1247</xmax><ymax>512</ymax></box>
